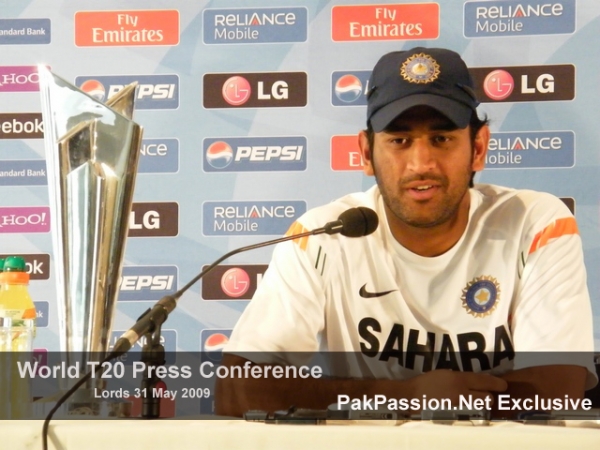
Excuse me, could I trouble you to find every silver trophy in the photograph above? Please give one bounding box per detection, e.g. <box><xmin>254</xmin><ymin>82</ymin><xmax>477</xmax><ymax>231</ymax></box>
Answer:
<box><xmin>38</xmin><ymin>67</ymin><xmax>142</xmax><ymax>414</ymax></box>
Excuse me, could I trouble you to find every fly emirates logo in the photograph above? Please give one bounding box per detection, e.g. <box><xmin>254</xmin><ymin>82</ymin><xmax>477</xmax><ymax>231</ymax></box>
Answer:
<box><xmin>331</xmin><ymin>4</ymin><xmax>439</xmax><ymax>41</ymax></box>
<box><xmin>75</xmin><ymin>10</ymin><xmax>180</xmax><ymax>46</ymax></box>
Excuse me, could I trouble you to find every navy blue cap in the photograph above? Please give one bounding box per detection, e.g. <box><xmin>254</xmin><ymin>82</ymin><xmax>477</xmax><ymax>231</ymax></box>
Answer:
<box><xmin>367</xmin><ymin>47</ymin><xmax>479</xmax><ymax>132</ymax></box>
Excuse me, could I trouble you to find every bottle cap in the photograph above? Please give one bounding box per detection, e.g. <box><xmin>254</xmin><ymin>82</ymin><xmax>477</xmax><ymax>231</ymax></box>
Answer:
<box><xmin>3</xmin><ymin>256</ymin><xmax>26</xmax><ymax>272</ymax></box>
<box><xmin>0</xmin><ymin>256</ymin><xmax>29</xmax><ymax>284</ymax></box>
<box><xmin>0</xmin><ymin>258</ymin><xmax>4</xmax><ymax>272</ymax></box>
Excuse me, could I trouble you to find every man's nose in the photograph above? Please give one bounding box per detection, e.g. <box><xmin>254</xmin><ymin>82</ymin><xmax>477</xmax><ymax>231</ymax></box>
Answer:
<box><xmin>406</xmin><ymin>140</ymin><xmax>436</xmax><ymax>173</ymax></box>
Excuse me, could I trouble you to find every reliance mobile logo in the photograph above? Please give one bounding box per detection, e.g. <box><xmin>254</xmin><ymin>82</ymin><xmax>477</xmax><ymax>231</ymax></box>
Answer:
<box><xmin>0</xmin><ymin>19</ymin><xmax>51</xmax><ymax>45</ymax></box>
<box><xmin>331</xmin><ymin>71</ymin><xmax>371</xmax><ymax>106</ymax></box>
<box><xmin>128</xmin><ymin>202</ymin><xmax>178</xmax><ymax>237</ymax></box>
<box><xmin>0</xmin><ymin>207</ymin><xmax>50</xmax><ymax>233</ymax></box>
<box><xmin>0</xmin><ymin>160</ymin><xmax>47</xmax><ymax>186</ymax></box>
<box><xmin>203</xmin><ymin>72</ymin><xmax>307</xmax><ymax>109</ymax></box>
<box><xmin>74</xmin><ymin>10</ymin><xmax>179</xmax><ymax>47</ymax></box>
<box><xmin>331</xmin><ymin>135</ymin><xmax>364</xmax><ymax>171</ymax></box>
<box><xmin>138</xmin><ymin>138</ymin><xmax>179</xmax><ymax>173</ymax></box>
<box><xmin>331</xmin><ymin>4</ymin><xmax>439</xmax><ymax>41</ymax></box>
<box><xmin>0</xmin><ymin>66</ymin><xmax>48</xmax><ymax>92</ymax></box>
<box><xmin>203</xmin><ymin>201</ymin><xmax>306</xmax><ymax>236</ymax></box>
<box><xmin>76</xmin><ymin>74</ymin><xmax>179</xmax><ymax>110</ymax></box>
<box><xmin>202</xmin><ymin>264</ymin><xmax>268</xmax><ymax>300</ymax></box>
<box><xmin>203</xmin><ymin>7</ymin><xmax>308</xmax><ymax>44</ymax></box>
<box><xmin>118</xmin><ymin>265</ymin><xmax>178</xmax><ymax>301</ymax></box>
<box><xmin>464</xmin><ymin>0</ymin><xmax>575</xmax><ymax>37</ymax></box>
<box><xmin>486</xmin><ymin>131</ymin><xmax>575</xmax><ymax>169</ymax></box>
<box><xmin>469</xmin><ymin>65</ymin><xmax>575</xmax><ymax>102</ymax></box>
<box><xmin>0</xmin><ymin>113</ymin><xmax>44</xmax><ymax>139</ymax></box>
<box><xmin>203</xmin><ymin>136</ymin><xmax>307</xmax><ymax>172</ymax></box>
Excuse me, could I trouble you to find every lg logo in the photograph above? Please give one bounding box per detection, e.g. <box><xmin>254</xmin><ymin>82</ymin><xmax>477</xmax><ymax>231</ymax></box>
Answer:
<box><xmin>471</xmin><ymin>64</ymin><xmax>574</xmax><ymax>103</ymax></box>
<box><xmin>204</xmin><ymin>72</ymin><xmax>307</xmax><ymax>108</ymax></box>
<box><xmin>221</xmin><ymin>75</ymin><xmax>291</xmax><ymax>106</ymax></box>
<box><xmin>220</xmin><ymin>268</ymin><xmax>251</xmax><ymax>298</ymax></box>
<box><xmin>202</xmin><ymin>264</ymin><xmax>267</xmax><ymax>300</ymax></box>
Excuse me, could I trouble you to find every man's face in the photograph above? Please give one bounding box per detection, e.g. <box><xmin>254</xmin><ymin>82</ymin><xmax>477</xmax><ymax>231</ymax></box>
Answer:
<box><xmin>359</xmin><ymin>106</ymin><xmax>489</xmax><ymax>230</ymax></box>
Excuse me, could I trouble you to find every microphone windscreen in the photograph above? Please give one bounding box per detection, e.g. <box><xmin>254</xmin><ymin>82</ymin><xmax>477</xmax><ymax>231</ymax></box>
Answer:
<box><xmin>339</xmin><ymin>207</ymin><xmax>379</xmax><ymax>237</ymax></box>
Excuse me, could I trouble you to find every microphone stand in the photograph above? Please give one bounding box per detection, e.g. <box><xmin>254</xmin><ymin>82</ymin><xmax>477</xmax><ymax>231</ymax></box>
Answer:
<box><xmin>140</xmin><ymin>318</ymin><xmax>166</xmax><ymax>418</ymax></box>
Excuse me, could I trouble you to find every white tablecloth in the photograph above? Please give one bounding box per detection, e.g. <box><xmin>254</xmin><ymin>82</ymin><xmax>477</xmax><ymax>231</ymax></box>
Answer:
<box><xmin>3</xmin><ymin>418</ymin><xmax>600</xmax><ymax>450</ymax></box>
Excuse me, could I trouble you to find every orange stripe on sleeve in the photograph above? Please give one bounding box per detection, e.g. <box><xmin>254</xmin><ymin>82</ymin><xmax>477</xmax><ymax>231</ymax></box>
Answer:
<box><xmin>528</xmin><ymin>217</ymin><xmax>579</xmax><ymax>255</ymax></box>
<box><xmin>285</xmin><ymin>221</ymin><xmax>309</xmax><ymax>251</ymax></box>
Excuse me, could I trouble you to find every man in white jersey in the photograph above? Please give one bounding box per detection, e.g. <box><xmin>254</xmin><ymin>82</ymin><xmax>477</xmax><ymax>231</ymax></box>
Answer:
<box><xmin>215</xmin><ymin>47</ymin><xmax>596</xmax><ymax>417</ymax></box>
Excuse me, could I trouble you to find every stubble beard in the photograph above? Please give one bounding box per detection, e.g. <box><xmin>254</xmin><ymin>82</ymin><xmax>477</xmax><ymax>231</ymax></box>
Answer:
<box><xmin>374</xmin><ymin>169</ymin><xmax>473</xmax><ymax>229</ymax></box>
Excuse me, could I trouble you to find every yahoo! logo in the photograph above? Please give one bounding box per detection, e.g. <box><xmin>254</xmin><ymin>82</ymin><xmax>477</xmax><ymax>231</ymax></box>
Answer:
<box><xmin>0</xmin><ymin>207</ymin><xmax>50</xmax><ymax>233</ymax></box>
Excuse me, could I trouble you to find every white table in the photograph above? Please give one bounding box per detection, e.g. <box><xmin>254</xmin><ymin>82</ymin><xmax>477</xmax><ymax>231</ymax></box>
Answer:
<box><xmin>3</xmin><ymin>418</ymin><xmax>600</xmax><ymax>450</ymax></box>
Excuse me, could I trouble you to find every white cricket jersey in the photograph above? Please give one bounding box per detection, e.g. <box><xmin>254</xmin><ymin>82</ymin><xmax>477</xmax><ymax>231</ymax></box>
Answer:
<box><xmin>226</xmin><ymin>184</ymin><xmax>597</xmax><ymax>387</ymax></box>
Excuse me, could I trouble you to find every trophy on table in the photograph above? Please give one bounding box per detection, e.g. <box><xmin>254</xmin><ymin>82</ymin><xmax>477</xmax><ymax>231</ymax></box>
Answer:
<box><xmin>38</xmin><ymin>67</ymin><xmax>143</xmax><ymax>415</ymax></box>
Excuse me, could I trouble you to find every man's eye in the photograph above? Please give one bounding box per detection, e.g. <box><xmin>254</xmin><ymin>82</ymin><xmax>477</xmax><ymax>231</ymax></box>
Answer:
<box><xmin>433</xmin><ymin>136</ymin><xmax>450</xmax><ymax>144</ymax></box>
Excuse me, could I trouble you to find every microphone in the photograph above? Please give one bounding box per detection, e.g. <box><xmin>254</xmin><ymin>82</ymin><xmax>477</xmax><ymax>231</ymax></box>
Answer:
<box><xmin>108</xmin><ymin>206</ymin><xmax>379</xmax><ymax>358</ymax></box>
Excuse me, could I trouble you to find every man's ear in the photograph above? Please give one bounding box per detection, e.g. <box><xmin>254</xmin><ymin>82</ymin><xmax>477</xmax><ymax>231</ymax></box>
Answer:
<box><xmin>358</xmin><ymin>130</ymin><xmax>374</xmax><ymax>176</ymax></box>
<box><xmin>472</xmin><ymin>124</ymin><xmax>490</xmax><ymax>172</ymax></box>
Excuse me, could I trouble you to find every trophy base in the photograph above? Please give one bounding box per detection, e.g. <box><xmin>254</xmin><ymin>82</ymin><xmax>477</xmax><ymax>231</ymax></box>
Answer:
<box><xmin>33</xmin><ymin>389</ymin><xmax>132</xmax><ymax>418</ymax></box>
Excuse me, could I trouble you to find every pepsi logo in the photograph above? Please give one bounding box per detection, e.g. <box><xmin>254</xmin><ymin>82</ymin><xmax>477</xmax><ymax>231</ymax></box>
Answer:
<box><xmin>203</xmin><ymin>332</ymin><xmax>230</xmax><ymax>362</ymax></box>
<box><xmin>483</xmin><ymin>69</ymin><xmax>514</xmax><ymax>101</ymax></box>
<box><xmin>204</xmin><ymin>332</ymin><xmax>229</xmax><ymax>352</ymax></box>
<box><xmin>80</xmin><ymin>79</ymin><xmax>106</xmax><ymax>101</ymax></box>
<box><xmin>334</xmin><ymin>74</ymin><xmax>363</xmax><ymax>103</ymax></box>
<box><xmin>220</xmin><ymin>267</ymin><xmax>250</xmax><ymax>298</ymax></box>
<box><xmin>206</xmin><ymin>141</ymin><xmax>234</xmax><ymax>169</ymax></box>
<box><xmin>221</xmin><ymin>76</ymin><xmax>251</xmax><ymax>106</ymax></box>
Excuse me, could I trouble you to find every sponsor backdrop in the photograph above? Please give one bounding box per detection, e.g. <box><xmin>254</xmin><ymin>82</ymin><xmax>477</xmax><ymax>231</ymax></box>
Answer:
<box><xmin>1</xmin><ymin>0</ymin><xmax>600</xmax><ymax>410</ymax></box>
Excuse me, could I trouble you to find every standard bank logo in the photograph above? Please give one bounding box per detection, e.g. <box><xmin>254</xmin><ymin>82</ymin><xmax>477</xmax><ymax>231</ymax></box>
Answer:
<box><xmin>203</xmin><ymin>136</ymin><xmax>307</xmax><ymax>172</ymax></box>
<box><xmin>203</xmin><ymin>7</ymin><xmax>308</xmax><ymax>44</ymax></box>
<box><xmin>0</xmin><ymin>160</ymin><xmax>47</xmax><ymax>186</ymax></box>
<box><xmin>0</xmin><ymin>19</ymin><xmax>51</xmax><ymax>45</ymax></box>
<box><xmin>76</xmin><ymin>74</ymin><xmax>179</xmax><ymax>109</ymax></box>
<box><xmin>464</xmin><ymin>0</ymin><xmax>575</xmax><ymax>37</ymax></box>
<box><xmin>203</xmin><ymin>201</ymin><xmax>306</xmax><ymax>236</ymax></box>
<box><xmin>486</xmin><ymin>131</ymin><xmax>575</xmax><ymax>169</ymax></box>
<box><xmin>331</xmin><ymin>71</ymin><xmax>371</xmax><ymax>106</ymax></box>
<box><xmin>118</xmin><ymin>265</ymin><xmax>178</xmax><ymax>301</ymax></box>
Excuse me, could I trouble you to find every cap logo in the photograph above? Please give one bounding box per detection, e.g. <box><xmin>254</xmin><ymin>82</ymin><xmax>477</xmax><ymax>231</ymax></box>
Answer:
<box><xmin>400</xmin><ymin>53</ymin><xmax>440</xmax><ymax>84</ymax></box>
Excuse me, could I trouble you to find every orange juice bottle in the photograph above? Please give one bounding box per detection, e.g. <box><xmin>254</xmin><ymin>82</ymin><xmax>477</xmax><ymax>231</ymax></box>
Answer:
<box><xmin>0</xmin><ymin>256</ymin><xmax>35</xmax><ymax>418</ymax></box>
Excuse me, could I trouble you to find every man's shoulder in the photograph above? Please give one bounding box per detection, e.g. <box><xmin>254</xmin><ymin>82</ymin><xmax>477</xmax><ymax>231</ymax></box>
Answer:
<box><xmin>473</xmin><ymin>183</ymin><xmax>572</xmax><ymax>221</ymax></box>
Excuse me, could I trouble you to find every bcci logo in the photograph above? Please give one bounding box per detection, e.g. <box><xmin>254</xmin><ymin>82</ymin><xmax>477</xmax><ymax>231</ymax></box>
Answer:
<box><xmin>461</xmin><ymin>275</ymin><xmax>500</xmax><ymax>318</ymax></box>
<box><xmin>401</xmin><ymin>53</ymin><xmax>440</xmax><ymax>84</ymax></box>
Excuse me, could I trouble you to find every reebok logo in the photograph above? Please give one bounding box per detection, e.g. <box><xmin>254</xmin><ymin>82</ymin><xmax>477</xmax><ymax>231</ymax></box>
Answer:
<box><xmin>359</xmin><ymin>283</ymin><xmax>397</xmax><ymax>298</ymax></box>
